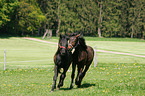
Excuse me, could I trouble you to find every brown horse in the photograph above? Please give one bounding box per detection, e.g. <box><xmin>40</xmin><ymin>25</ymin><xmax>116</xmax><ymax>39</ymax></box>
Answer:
<box><xmin>51</xmin><ymin>34</ymin><xmax>72</xmax><ymax>92</ymax></box>
<box><xmin>68</xmin><ymin>33</ymin><xmax>94</xmax><ymax>89</ymax></box>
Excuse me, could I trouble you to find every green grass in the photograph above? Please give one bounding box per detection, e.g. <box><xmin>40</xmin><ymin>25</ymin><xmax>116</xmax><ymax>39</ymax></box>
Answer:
<box><xmin>35</xmin><ymin>36</ymin><xmax>145</xmax><ymax>55</ymax></box>
<box><xmin>0</xmin><ymin>37</ymin><xmax>57</xmax><ymax>69</ymax></box>
<box><xmin>84</xmin><ymin>37</ymin><xmax>145</xmax><ymax>42</ymax></box>
<box><xmin>0</xmin><ymin>64</ymin><xmax>144</xmax><ymax>96</ymax></box>
<box><xmin>0</xmin><ymin>37</ymin><xmax>145</xmax><ymax>95</ymax></box>
<box><xmin>87</xmin><ymin>41</ymin><xmax>145</xmax><ymax>55</ymax></box>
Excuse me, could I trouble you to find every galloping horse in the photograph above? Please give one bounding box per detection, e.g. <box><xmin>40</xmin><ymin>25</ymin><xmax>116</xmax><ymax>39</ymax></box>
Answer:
<box><xmin>51</xmin><ymin>34</ymin><xmax>72</xmax><ymax>92</ymax></box>
<box><xmin>68</xmin><ymin>33</ymin><xmax>94</xmax><ymax>89</ymax></box>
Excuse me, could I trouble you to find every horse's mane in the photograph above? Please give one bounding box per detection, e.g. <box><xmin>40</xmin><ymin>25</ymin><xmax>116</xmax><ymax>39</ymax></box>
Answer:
<box><xmin>70</xmin><ymin>33</ymin><xmax>87</xmax><ymax>49</ymax></box>
<box><xmin>78</xmin><ymin>37</ymin><xmax>87</xmax><ymax>49</ymax></box>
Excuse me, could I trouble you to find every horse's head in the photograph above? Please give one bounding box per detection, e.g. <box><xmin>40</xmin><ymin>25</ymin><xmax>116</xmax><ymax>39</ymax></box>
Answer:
<box><xmin>59</xmin><ymin>34</ymin><xmax>69</xmax><ymax>56</ymax></box>
<box><xmin>68</xmin><ymin>34</ymin><xmax>80</xmax><ymax>51</ymax></box>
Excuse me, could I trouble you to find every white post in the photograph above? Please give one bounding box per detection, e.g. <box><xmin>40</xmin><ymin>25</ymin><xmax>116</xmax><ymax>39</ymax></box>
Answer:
<box><xmin>4</xmin><ymin>49</ymin><xmax>6</xmax><ymax>70</ymax></box>
<box><xmin>94</xmin><ymin>46</ymin><xmax>97</xmax><ymax>67</ymax></box>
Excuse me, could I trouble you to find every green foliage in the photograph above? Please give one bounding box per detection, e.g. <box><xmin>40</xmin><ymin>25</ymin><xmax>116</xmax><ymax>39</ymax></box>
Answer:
<box><xmin>0</xmin><ymin>0</ymin><xmax>19</xmax><ymax>27</ymax></box>
<box><xmin>128</xmin><ymin>0</ymin><xmax>145</xmax><ymax>38</ymax></box>
<box><xmin>75</xmin><ymin>0</ymin><xmax>99</xmax><ymax>35</ymax></box>
<box><xmin>38</xmin><ymin>0</ymin><xmax>57</xmax><ymax>29</ymax></box>
<box><xmin>17</xmin><ymin>1</ymin><xmax>46</xmax><ymax>35</ymax></box>
<box><xmin>0</xmin><ymin>0</ymin><xmax>145</xmax><ymax>38</ymax></box>
<box><xmin>59</xmin><ymin>1</ymin><xmax>82</xmax><ymax>33</ymax></box>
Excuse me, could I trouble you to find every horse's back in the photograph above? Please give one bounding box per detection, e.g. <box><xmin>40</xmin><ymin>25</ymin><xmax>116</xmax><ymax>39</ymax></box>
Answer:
<box><xmin>74</xmin><ymin>46</ymin><xmax>94</xmax><ymax>65</ymax></box>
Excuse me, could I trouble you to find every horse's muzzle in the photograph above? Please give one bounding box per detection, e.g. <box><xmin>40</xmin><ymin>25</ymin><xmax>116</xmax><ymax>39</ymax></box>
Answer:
<box><xmin>68</xmin><ymin>46</ymin><xmax>73</xmax><ymax>52</ymax></box>
<box><xmin>60</xmin><ymin>49</ymin><xmax>66</xmax><ymax>56</ymax></box>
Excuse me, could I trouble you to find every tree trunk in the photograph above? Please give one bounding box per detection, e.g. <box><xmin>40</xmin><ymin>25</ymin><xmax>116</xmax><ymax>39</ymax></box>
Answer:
<box><xmin>98</xmin><ymin>1</ymin><xmax>102</xmax><ymax>37</ymax></box>
<box><xmin>141</xmin><ymin>25</ymin><xmax>144</xmax><ymax>39</ymax></box>
<box><xmin>42</xmin><ymin>29</ymin><xmax>48</xmax><ymax>39</ymax></box>
<box><xmin>98</xmin><ymin>27</ymin><xmax>101</xmax><ymax>37</ymax></box>
<box><xmin>56</xmin><ymin>1</ymin><xmax>60</xmax><ymax>37</ymax></box>
<box><xmin>131</xmin><ymin>26</ymin><xmax>134</xmax><ymax>38</ymax></box>
<box><xmin>56</xmin><ymin>19</ymin><xmax>60</xmax><ymax>37</ymax></box>
<box><xmin>38</xmin><ymin>28</ymin><xmax>40</xmax><ymax>36</ymax></box>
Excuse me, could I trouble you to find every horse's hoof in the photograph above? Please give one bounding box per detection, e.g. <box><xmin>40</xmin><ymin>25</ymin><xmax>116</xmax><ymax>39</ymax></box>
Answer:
<box><xmin>58</xmin><ymin>83</ymin><xmax>63</xmax><ymax>87</ymax></box>
<box><xmin>69</xmin><ymin>86</ymin><xmax>73</xmax><ymax>89</ymax></box>
<box><xmin>51</xmin><ymin>89</ymin><xmax>54</xmax><ymax>92</ymax></box>
<box><xmin>77</xmin><ymin>84</ymin><xmax>81</xmax><ymax>88</ymax></box>
<box><xmin>77</xmin><ymin>86</ymin><xmax>80</xmax><ymax>88</ymax></box>
<box><xmin>57</xmin><ymin>85</ymin><xmax>60</xmax><ymax>89</ymax></box>
<box><xmin>75</xmin><ymin>81</ymin><xmax>79</xmax><ymax>85</ymax></box>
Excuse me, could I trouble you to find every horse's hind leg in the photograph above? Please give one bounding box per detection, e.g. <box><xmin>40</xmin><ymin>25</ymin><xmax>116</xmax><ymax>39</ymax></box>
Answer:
<box><xmin>51</xmin><ymin>65</ymin><xmax>58</xmax><ymax>92</ymax></box>
<box><xmin>75</xmin><ymin>65</ymin><xmax>84</xmax><ymax>86</ymax></box>
<box><xmin>78</xmin><ymin>64</ymin><xmax>91</xmax><ymax>88</ymax></box>
<box><xmin>70</xmin><ymin>63</ymin><xmax>76</xmax><ymax>89</ymax></box>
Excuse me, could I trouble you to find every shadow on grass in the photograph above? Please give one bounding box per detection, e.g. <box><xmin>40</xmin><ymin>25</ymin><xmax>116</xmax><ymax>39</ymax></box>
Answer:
<box><xmin>80</xmin><ymin>83</ymin><xmax>96</xmax><ymax>88</ymax></box>
<box><xmin>59</xmin><ymin>83</ymin><xmax>96</xmax><ymax>91</ymax></box>
<box><xmin>0</xmin><ymin>34</ymin><xmax>21</xmax><ymax>39</ymax></box>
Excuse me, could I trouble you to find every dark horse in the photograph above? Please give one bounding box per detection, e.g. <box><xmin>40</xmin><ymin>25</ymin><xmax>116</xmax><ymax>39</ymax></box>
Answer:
<box><xmin>51</xmin><ymin>34</ymin><xmax>72</xmax><ymax>92</ymax></box>
<box><xmin>68</xmin><ymin>33</ymin><xmax>94</xmax><ymax>89</ymax></box>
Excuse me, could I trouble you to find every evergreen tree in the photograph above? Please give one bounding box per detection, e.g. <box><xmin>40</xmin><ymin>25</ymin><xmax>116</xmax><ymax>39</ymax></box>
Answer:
<box><xmin>0</xmin><ymin>0</ymin><xmax>145</xmax><ymax>38</ymax></box>
<box><xmin>101</xmin><ymin>0</ymin><xmax>122</xmax><ymax>37</ymax></box>
<box><xmin>128</xmin><ymin>0</ymin><xmax>145</xmax><ymax>38</ymax></box>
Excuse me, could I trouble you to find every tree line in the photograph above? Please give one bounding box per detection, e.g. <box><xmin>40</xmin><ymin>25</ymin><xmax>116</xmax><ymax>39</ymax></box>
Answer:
<box><xmin>0</xmin><ymin>0</ymin><xmax>145</xmax><ymax>38</ymax></box>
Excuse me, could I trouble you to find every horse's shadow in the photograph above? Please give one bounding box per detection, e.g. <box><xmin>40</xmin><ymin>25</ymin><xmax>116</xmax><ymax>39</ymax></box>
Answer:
<box><xmin>80</xmin><ymin>83</ymin><xmax>95</xmax><ymax>88</ymax></box>
<box><xmin>59</xmin><ymin>83</ymin><xmax>96</xmax><ymax>91</ymax></box>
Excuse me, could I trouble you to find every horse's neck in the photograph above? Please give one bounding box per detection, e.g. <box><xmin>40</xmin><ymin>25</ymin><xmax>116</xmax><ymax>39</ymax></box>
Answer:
<box><xmin>76</xmin><ymin>45</ymin><xmax>86</xmax><ymax>50</ymax></box>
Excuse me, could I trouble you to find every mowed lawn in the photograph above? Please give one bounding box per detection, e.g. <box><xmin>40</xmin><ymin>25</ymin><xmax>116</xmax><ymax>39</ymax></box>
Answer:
<box><xmin>0</xmin><ymin>37</ymin><xmax>145</xmax><ymax>96</ymax></box>
<box><xmin>0</xmin><ymin>37</ymin><xmax>57</xmax><ymax>69</ymax></box>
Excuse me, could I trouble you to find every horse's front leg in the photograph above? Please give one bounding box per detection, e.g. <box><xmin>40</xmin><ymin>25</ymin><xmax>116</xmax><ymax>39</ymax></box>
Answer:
<box><xmin>57</xmin><ymin>66</ymin><xmax>69</xmax><ymax>88</ymax></box>
<box><xmin>51</xmin><ymin>65</ymin><xmax>58</xmax><ymax>92</ymax></box>
<box><xmin>69</xmin><ymin>63</ymin><xmax>76</xmax><ymax>89</ymax></box>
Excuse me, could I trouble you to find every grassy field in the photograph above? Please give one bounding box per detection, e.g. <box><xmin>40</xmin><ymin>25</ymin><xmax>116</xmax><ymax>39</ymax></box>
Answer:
<box><xmin>0</xmin><ymin>37</ymin><xmax>56</xmax><ymax>69</ymax></box>
<box><xmin>0</xmin><ymin>37</ymin><xmax>145</xmax><ymax>96</ymax></box>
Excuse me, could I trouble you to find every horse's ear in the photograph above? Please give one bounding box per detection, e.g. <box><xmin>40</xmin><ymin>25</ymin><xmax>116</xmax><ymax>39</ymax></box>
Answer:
<box><xmin>66</xmin><ymin>36</ymin><xmax>69</xmax><ymax>41</ymax></box>
<box><xmin>67</xmin><ymin>33</ymin><xmax>71</xmax><ymax>36</ymax></box>
<box><xmin>76</xmin><ymin>34</ymin><xmax>80</xmax><ymax>38</ymax></box>
<box><xmin>60</xmin><ymin>34</ymin><xmax>62</xmax><ymax>38</ymax></box>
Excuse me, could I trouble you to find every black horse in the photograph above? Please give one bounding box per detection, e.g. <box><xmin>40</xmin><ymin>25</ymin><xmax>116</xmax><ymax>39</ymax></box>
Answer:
<box><xmin>68</xmin><ymin>33</ymin><xmax>94</xmax><ymax>89</ymax></box>
<box><xmin>51</xmin><ymin>34</ymin><xmax>72</xmax><ymax>92</ymax></box>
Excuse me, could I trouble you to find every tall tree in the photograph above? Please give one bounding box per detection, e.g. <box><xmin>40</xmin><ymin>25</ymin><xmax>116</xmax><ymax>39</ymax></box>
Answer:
<box><xmin>76</xmin><ymin>0</ymin><xmax>99</xmax><ymax>35</ymax></box>
<box><xmin>37</xmin><ymin>0</ymin><xmax>58</xmax><ymax>36</ymax></box>
<box><xmin>101</xmin><ymin>0</ymin><xmax>122</xmax><ymax>37</ymax></box>
<box><xmin>17</xmin><ymin>1</ymin><xmax>46</xmax><ymax>35</ymax></box>
<box><xmin>97</xmin><ymin>0</ymin><xmax>102</xmax><ymax>37</ymax></box>
<box><xmin>128</xmin><ymin>0</ymin><xmax>145</xmax><ymax>38</ymax></box>
<box><xmin>0</xmin><ymin>0</ymin><xmax>19</xmax><ymax>29</ymax></box>
<box><xmin>59</xmin><ymin>0</ymin><xmax>82</xmax><ymax>34</ymax></box>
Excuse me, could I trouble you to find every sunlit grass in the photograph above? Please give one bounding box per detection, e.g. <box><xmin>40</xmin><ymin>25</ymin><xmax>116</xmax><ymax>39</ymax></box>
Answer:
<box><xmin>0</xmin><ymin>62</ymin><xmax>144</xmax><ymax>96</ymax></box>
<box><xmin>0</xmin><ymin>37</ymin><xmax>56</xmax><ymax>70</ymax></box>
<box><xmin>0</xmin><ymin>37</ymin><xmax>145</xmax><ymax>95</ymax></box>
